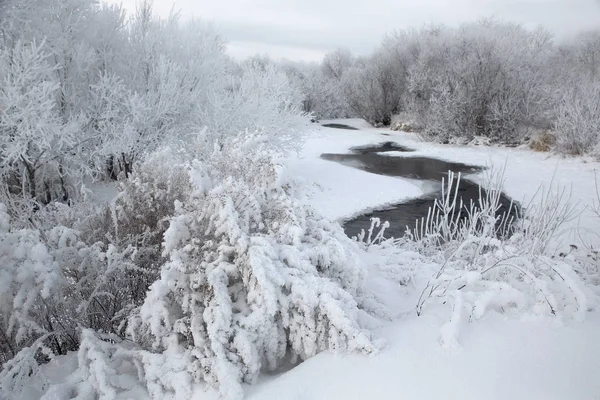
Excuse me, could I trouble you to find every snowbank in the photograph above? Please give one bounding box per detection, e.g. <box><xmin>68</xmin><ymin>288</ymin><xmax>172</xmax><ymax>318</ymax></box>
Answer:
<box><xmin>238</xmin><ymin>312</ymin><xmax>600</xmax><ymax>400</ymax></box>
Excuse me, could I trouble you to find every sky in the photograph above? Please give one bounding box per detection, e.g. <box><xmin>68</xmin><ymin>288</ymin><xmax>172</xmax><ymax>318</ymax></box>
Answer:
<box><xmin>114</xmin><ymin>0</ymin><xmax>600</xmax><ymax>61</ymax></box>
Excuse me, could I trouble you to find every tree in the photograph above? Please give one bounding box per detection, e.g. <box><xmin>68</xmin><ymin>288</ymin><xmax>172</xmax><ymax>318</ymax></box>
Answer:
<box><xmin>343</xmin><ymin>50</ymin><xmax>403</xmax><ymax>126</ymax></box>
<box><xmin>403</xmin><ymin>21</ymin><xmax>552</xmax><ymax>142</ymax></box>
<box><xmin>321</xmin><ymin>48</ymin><xmax>353</xmax><ymax>80</ymax></box>
<box><xmin>550</xmin><ymin>30</ymin><xmax>600</xmax><ymax>154</ymax></box>
<box><xmin>0</xmin><ymin>40</ymin><xmax>82</xmax><ymax>204</ymax></box>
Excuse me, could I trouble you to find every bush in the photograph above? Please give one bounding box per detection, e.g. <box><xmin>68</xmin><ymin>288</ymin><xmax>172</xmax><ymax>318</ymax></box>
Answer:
<box><xmin>529</xmin><ymin>131</ymin><xmax>557</xmax><ymax>152</ymax></box>
<box><xmin>554</xmin><ymin>82</ymin><xmax>600</xmax><ymax>155</ymax></box>
<box><xmin>0</xmin><ymin>149</ymin><xmax>194</xmax><ymax>398</ymax></box>
<box><xmin>128</xmin><ymin>173</ymin><xmax>376</xmax><ymax>398</ymax></box>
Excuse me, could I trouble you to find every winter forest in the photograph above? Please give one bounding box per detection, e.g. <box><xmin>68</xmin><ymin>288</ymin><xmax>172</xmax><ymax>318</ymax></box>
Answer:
<box><xmin>1</xmin><ymin>0</ymin><xmax>600</xmax><ymax>399</ymax></box>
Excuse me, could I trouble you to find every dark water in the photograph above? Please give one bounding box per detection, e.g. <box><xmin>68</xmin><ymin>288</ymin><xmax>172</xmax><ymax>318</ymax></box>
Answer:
<box><xmin>321</xmin><ymin>123</ymin><xmax>359</xmax><ymax>130</ymax></box>
<box><xmin>321</xmin><ymin>141</ymin><xmax>480</xmax><ymax>181</ymax></box>
<box><xmin>343</xmin><ymin>179</ymin><xmax>519</xmax><ymax>238</ymax></box>
<box><xmin>320</xmin><ymin>142</ymin><xmax>519</xmax><ymax>239</ymax></box>
<box><xmin>350</xmin><ymin>141</ymin><xmax>415</xmax><ymax>154</ymax></box>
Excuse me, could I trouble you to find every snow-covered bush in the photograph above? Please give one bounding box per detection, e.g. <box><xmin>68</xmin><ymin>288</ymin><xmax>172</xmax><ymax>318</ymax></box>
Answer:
<box><xmin>553</xmin><ymin>81</ymin><xmax>600</xmax><ymax>155</ymax></box>
<box><xmin>0</xmin><ymin>149</ymin><xmax>196</xmax><ymax>398</ymax></box>
<box><xmin>567</xmin><ymin>175</ymin><xmax>600</xmax><ymax>291</ymax></box>
<box><xmin>358</xmin><ymin>170</ymin><xmax>592</xmax><ymax>348</ymax></box>
<box><xmin>0</xmin><ymin>220</ymin><xmax>111</xmax><ymax>398</ymax></box>
<box><xmin>123</xmin><ymin>141</ymin><xmax>376</xmax><ymax>399</ymax></box>
<box><xmin>0</xmin><ymin>203</ymin><xmax>72</xmax><ymax>396</ymax></box>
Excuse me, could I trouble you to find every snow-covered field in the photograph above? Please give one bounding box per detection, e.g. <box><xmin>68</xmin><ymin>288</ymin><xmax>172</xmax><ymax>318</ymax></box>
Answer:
<box><xmin>240</xmin><ymin>313</ymin><xmax>600</xmax><ymax>400</ymax></box>
<box><xmin>254</xmin><ymin>119</ymin><xmax>600</xmax><ymax>400</ymax></box>
<box><xmin>21</xmin><ymin>120</ymin><xmax>600</xmax><ymax>400</ymax></box>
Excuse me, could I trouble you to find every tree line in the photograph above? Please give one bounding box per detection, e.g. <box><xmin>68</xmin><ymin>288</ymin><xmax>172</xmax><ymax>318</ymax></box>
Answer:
<box><xmin>282</xmin><ymin>20</ymin><xmax>600</xmax><ymax>154</ymax></box>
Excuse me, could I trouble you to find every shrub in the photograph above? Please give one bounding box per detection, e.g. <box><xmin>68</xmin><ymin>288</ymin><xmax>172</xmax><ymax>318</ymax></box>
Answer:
<box><xmin>123</xmin><ymin>145</ymin><xmax>377</xmax><ymax>399</ymax></box>
<box><xmin>554</xmin><ymin>82</ymin><xmax>600</xmax><ymax>155</ymax></box>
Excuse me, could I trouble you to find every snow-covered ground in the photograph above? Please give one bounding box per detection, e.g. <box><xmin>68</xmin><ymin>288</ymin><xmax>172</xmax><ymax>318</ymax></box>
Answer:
<box><xmin>23</xmin><ymin>119</ymin><xmax>600</xmax><ymax>400</ymax></box>
<box><xmin>240</xmin><ymin>313</ymin><xmax>600</xmax><ymax>400</ymax></box>
<box><xmin>269</xmin><ymin>119</ymin><xmax>600</xmax><ymax>400</ymax></box>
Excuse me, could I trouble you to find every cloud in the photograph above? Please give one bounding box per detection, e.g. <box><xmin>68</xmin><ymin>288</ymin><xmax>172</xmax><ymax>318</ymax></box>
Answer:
<box><xmin>227</xmin><ymin>40</ymin><xmax>326</xmax><ymax>62</ymax></box>
<box><xmin>112</xmin><ymin>0</ymin><xmax>600</xmax><ymax>60</ymax></box>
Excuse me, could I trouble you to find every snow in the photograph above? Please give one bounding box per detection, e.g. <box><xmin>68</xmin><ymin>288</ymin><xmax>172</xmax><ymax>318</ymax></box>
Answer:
<box><xmin>81</xmin><ymin>181</ymin><xmax>118</xmax><ymax>204</ymax></box>
<box><xmin>285</xmin><ymin>156</ymin><xmax>422</xmax><ymax>221</ymax></box>
<box><xmin>239</xmin><ymin>313</ymin><xmax>600</xmax><ymax>400</ymax></box>
<box><xmin>270</xmin><ymin>119</ymin><xmax>600</xmax><ymax>400</ymax></box>
<box><xmin>285</xmin><ymin>121</ymin><xmax>423</xmax><ymax>221</ymax></box>
<box><xmin>15</xmin><ymin>119</ymin><xmax>600</xmax><ymax>400</ymax></box>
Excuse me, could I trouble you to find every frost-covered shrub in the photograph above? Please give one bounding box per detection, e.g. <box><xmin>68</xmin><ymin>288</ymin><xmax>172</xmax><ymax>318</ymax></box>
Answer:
<box><xmin>0</xmin><ymin>149</ymin><xmax>195</xmax><ymax>398</ymax></box>
<box><xmin>125</xmin><ymin>148</ymin><xmax>376</xmax><ymax>399</ymax></box>
<box><xmin>554</xmin><ymin>82</ymin><xmax>600</xmax><ymax>155</ymax></box>
<box><xmin>0</xmin><ymin>211</ymin><xmax>135</xmax><ymax>398</ymax></box>
<box><xmin>71</xmin><ymin>149</ymin><xmax>192</xmax><ymax>334</ymax></box>
<box><xmin>111</xmin><ymin>149</ymin><xmax>192</xmax><ymax>275</ymax></box>
<box><xmin>0</xmin><ymin>203</ymin><xmax>66</xmax><ymax>396</ymax></box>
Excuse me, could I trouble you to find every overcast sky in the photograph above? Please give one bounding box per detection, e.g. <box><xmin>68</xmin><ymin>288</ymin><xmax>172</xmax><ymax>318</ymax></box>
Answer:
<box><xmin>116</xmin><ymin>0</ymin><xmax>600</xmax><ymax>61</ymax></box>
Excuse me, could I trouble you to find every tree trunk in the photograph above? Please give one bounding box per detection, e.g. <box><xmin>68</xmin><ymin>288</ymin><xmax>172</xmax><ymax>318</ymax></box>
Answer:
<box><xmin>22</xmin><ymin>159</ymin><xmax>36</xmax><ymax>201</ymax></box>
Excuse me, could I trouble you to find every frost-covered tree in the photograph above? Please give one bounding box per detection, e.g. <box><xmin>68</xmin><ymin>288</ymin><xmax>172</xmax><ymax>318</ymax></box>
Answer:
<box><xmin>0</xmin><ymin>40</ymin><xmax>82</xmax><ymax>205</ymax></box>
<box><xmin>0</xmin><ymin>0</ymin><xmax>127</xmax><ymax>204</ymax></box>
<box><xmin>342</xmin><ymin>49</ymin><xmax>403</xmax><ymax>126</ymax></box>
<box><xmin>204</xmin><ymin>60</ymin><xmax>306</xmax><ymax>151</ymax></box>
<box><xmin>0</xmin><ymin>0</ymin><xmax>235</xmax><ymax>207</ymax></box>
<box><xmin>321</xmin><ymin>48</ymin><xmax>353</xmax><ymax>80</ymax></box>
<box><xmin>551</xmin><ymin>31</ymin><xmax>600</xmax><ymax>154</ymax></box>
<box><xmin>404</xmin><ymin>20</ymin><xmax>553</xmax><ymax>142</ymax></box>
<box><xmin>307</xmin><ymin>20</ymin><xmax>566</xmax><ymax>139</ymax></box>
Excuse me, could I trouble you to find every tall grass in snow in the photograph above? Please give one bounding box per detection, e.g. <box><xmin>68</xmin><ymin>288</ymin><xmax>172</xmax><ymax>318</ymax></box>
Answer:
<box><xmin>360</xmin><ymin>168</ymin><xmax>593</xmax><ymax>347</ymax></box>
